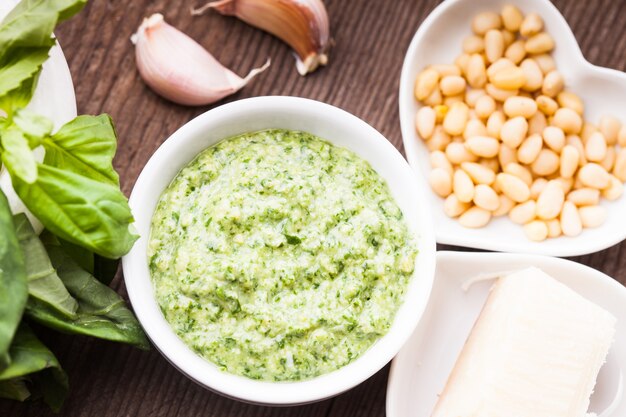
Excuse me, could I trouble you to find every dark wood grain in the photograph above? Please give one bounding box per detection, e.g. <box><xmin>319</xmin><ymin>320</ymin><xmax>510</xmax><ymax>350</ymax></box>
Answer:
<box><xmin>2</xmin><ymin>0</ymin><xmax>626</xmax><ymax>415</ymax></box>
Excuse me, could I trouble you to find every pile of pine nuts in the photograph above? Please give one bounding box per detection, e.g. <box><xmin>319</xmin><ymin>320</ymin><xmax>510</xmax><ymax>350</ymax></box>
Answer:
<box><xmin>414</xmin><ymin>5</ymin><xmax>626</xmax><ymax>241</ymax></box>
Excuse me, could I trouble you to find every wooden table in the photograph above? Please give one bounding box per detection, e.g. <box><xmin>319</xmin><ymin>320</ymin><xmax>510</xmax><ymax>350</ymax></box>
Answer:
<box><xmin>3</xmin><ymin>0</ymin><xmax>626</xmax><ymax>415</ymax></box>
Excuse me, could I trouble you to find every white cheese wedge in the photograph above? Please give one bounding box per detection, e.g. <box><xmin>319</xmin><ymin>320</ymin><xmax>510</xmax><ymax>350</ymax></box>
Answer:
<box><xmin>431</xmin><ymin>267</ymin><xmax>616</xmax><ymax>417</ymax></box>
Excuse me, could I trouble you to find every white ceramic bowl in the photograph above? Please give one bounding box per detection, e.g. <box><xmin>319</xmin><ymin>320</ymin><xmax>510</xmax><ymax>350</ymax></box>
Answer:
<box><xmin>399</xmin><ymin>0</ymin><xmax>626</xmax><ymax>256</ymax></box>
<box><xmin>122</xmin><ymin>96</ymin><xmax>436</xmax><ymax>405</ymax></box>
<box><xmin>387</xmin><ymin>251</ymin><xmax>626</xmax><ymax>417</ymax></box>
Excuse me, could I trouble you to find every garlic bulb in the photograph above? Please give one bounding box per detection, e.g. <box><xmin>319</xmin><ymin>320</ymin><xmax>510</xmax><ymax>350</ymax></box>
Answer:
<box><xmin>131</xmin><ymin>13</ymin><xmax>269</xmax><ymax>106</ymax></box>
<box><xmin>192</xmin><ymin>0</ymin><xmax>330</xmax><ymax>76</ymax></box>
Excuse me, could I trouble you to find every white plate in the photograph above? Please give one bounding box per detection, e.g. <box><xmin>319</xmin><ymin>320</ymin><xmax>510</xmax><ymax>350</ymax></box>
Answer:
<box><xmin>0</xmin><ymin>0</ymin><xmax>77</xmax><ymax>230</ymax></box>
<box><xmin>398</xmin><ymin>0</ymin><xmax>626</xmax><ymax>256</ymax></box>
<box><xmin>386</xmin><ymin>251</ymin><xmax>626</xmax><ymax>417</ymax></box>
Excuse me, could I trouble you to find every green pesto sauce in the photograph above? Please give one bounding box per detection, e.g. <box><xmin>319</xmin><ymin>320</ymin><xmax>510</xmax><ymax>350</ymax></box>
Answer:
<box><xmin>148</xmin><ymin>129</ymin><xmax>417</xmax><ymax>381</ymax></box>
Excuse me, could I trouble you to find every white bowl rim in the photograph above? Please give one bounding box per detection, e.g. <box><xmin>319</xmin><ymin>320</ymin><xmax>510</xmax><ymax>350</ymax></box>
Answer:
<box><xmin>122</xmin><ymin>96</ymin><xmax>436</xmax><ymax>405</ymax></box>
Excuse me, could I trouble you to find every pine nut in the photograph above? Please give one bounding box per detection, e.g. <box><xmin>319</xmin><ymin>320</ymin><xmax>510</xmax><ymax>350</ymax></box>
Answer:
<box><xmin>433</xmin><ymin>105</ymin><xmax>448</xmax><ymax>123</ymax></box>
<box><xmin>546</xmin><ymin>219</ymin><xmax>562</xmax><ymax>237</ymax></box>
<box><xmin>517</xmin><ymin>133</ymin><xmax>543</xmax><ymax>164</ymax></box>
<box><xmin>446</xmin><ymin>142</ymin><xmax>478</xmax><ymax>164</ymax></box>
<box><xmin>429</xmin><ymin>168</ymin><xmax>453</xmax><ymax>197</ymax></box>
<box><xmin>497</xmin><ymin>173</ymin><xmax>531</xmax><ymax>202</ymax></box>
<box><xmin>541</xmin><ymin>70</ymin><xmax>564</xmax><ymax>97</ymax></box>
<box><xmin>509</xmin><ymin>200</ymin><xmax>536</xmax><ymax>224</ymax></box>
<box><xmin>524</xmin><ymin>220</ymin><xmax>549</xmax><ymax>241</ymax></box>
<box><xmin>485</xmin><ymin>29</ymin><xmax>505</xmax><ymax>63</ymax></box>
<box><xmin>601</xmin><ymin>146</ymin><xmax>616</xmax><ymax>172</ymax></box>
<box><xmin>520</xmin><ymin>13</ymin><xmax>543</xmax><ymax>37</ymax></box>
<box><xmin>528</xmin><ymin>113</ymin><xmax>546</xmax><ymax>137</ymax></box>
<box><xmin>453</xmin><ymin>169</ymin><xmax>475</xmax><ymax>202</ymax></box>
<box><xmin>530</xmin><ymin>178</ymin><xmax>548</xmax><ymax>199</ymax></box>
<box><xmin>618</xmin><ymin>125</ymin><xmax>626</xmax><ymax>147</ymax></box>
<box><xmin>536</xmin><ymin>180</ymin><xmax>565</xmax><ymax>220</ymax></box>
<box><xmin>423</xmin><ymin>87</ymin><xmax>443</xmax><ymax>106</ymax></box>
<box><xmin>533</xmin><ymin>54</ymin><xmax>556</xmax><ymax>74</ymax></box>
<box><xmin>557</xmin><ymin>91</ymin><xmax>584</xmax><ymax>115</ymax></box>
<box><xmin>465</xmin><ymin>88</ymin><xmax>486</xmax><ymax>107</ymax></box>
<box><xmin>536</xmin><ymin>95</ymin><xmax>558</xmax><ymax>116</ymax></box>
<box><xmin>567</xmin><ymin>135</ymin><xmax>587</xmax><ymax>166</ymax></box>
<box><xmin>415</xmin><ymin>106</ymin><xmax>436</xmax><ymax>139</ymax></box>
<box><xmin>459</xmin><ymin>206</ymin><xmax>492</xmax><ymax>228</ymax></box>
<box><xmin>480</xmin><ymin>158</ymin><xmax>500</xmax><ymax>173</ymax></box>
<box><xmin>503</xmin><ymin>96</ymin><xmax>537</xmax><ymax>118</ymax></box>
<box><xmin>499</xmin><ymin>116</ymin><xmax>528</xmax><ymax>148</ymax></box>
<box><xmin>599</xmin><ymin>115</ymin><xmax>621</xmax><ymax>146</ymax></box>
<box><xmin>474</xmin><ymin>95</ymin><xmax>496</xmax><ymax>119</ymax></box>
<box><xmin>541</xmin><ymin>126</ymin><xmax>565</xmax><ymax>152</ymax></box>
<box><xmin>614</xmin><ymin>148</ymin><xmax>626</xmax><ymax>182</ymax></box>
<box><xmin>487</xmin><ymin>110</ymin><xmax>506</xmax><ymax>138</ymax></box>
<box><xmin>415</xmin><ymin>68</ymin><xmax>439</xmax><ymax>101</ymax></box>
<box><xmin>519</xmin><ymin>59</ymin><xmax>543</xmax><ymax>92</ymax></box>
<box><xmin>493</xmin><ymin>194</ymin><xmax>515</xmax><ymax>216</ymax></box>
<box><xmin>465</xmin><ymin>136</ymin><xmax>500</xmax><ymax>158</ymax></box>
<box><xmin>504</xmin><ymin>162</ymin><xmax>533</xmax><ymax>186</ymax></box>
<box><xmin>463</xmin><ymin>35</ymin><xmax>485</xmax><ymax>54</ymax></box>
<box><xmin>531</xmin><ymin>149</ymin><xmax>560</xmax><ymax>176</ymax></box>
<box><xmin>560</xmin><ymin>145</ymin><xmax>580</xmax><ymax>178</ymax></box>
<box><xmin>439</xmin><ymin>75</ymin><xmax>466</xmax><ymax>96</ymax></box>
<box><xmin>584</xmin><ymin>132</ymin><xmax>607</xmax><ymax>162</ymax></box>
<box><xmin>555</xmin><ymin>177</ymin><xmax>574</xmax><ymax>194</ymax></box>
<box><xmin>487</xmin><ymin>58</ymin><xmax>515</xmax><ymax>80</ymax></box>
<box><xmin>501</xmin><ymin>30</ymin><xmax>516</xmax><ymax>48</ymax></box>
<box><xmin>486</xmin><ymin>83</ymin><xmax>518</xmax><ymax>102</ymax></box>
<box><xmin>444</xmin><ymin>194</ymin><xmax>471</xmax><ymax>218</ymax></box>
<box><xmin>579</xmin><ymin>205</ymin><xmax>607</xmax><ymax>228</ymax></box>
<box><xmin>505</xmin><ymin>40</ymin><xmax>526</xmax><ymax>64</ymax></box>
<box><xmin>552</xmin><ymin>107</ymin><xmax>582</xmax><ymax>134</ymax></box>
<box><xmin>443</xmin><ymin>102</ymin><xmax>469</xmax><ymax>135</ymax></box>
<box><xmin>461</xmin><ymin>162</ymin><xmax>496</xmax><ymax>185</ymax></box>
<box><xmin>455</xmin><ymin>53</ymin><xmax>471</xmax><ymax>76</ymax></box>
<box><xmin>525</xmin><ymin>32</ymin><xmax>555</xmax><ymax>54</ymax></box>
<box><xmin>560</xmin><ymin>201</ymin><xmax>582</xmax><ymax>237</ymax></box>
<box><xmin>567</xmin><ymin>188</ymin><xmax>600</xmax><ymax>206</ymax></box>
<box><xmin>444</xmin><ymin>95</ymin><xmax>464</xmax><ymax>106</ymax></box>
<box><xmin>430</xmin><ymin>151</ymin><xmax>453</xmax><ymax>175</ymax></box>
<box><xmin>580</xmin><ymin>123</ymin><xmax>598</xmax><ymax>143</ymax></box>
<box><xmin>467</xmin><ymin>54</ymin><xmax>487</xmax><ymax>88</ymax></box>
<box><xmin>501</xmin><ymin>4</ymin><xmax>524</xmax><ymax>32</ymax></box>
<box><xmin>491</xmin><ymin>66</ymin><xmax>526</xmax><ymax>90</ymax></box>
<box><xmin>578</xmin><ymin>163</ymin><xmax>611</xmax><ymax>189</ymax></box>
<box><xmin>463</xmin><ymin>119</ymin><xmax>488</xmax><ymax>139</ymax></box>
<box><xmin>498</xmin><ymin>143</ymin><xmax>518</xmax><ymax>168</ymax></box>
<box><xmin>430</xmin><ymin>64</ymin><xmax>462</xmax><ymax>77</ymax></box>
<box><xmin>473</xmin><ymin>184</ymin><xmax>500</xmax><ymax>210</ymax></box>
<box><xmin>602</xmin><ymin>176</ymin><xmax>623</xmax><ymax>201</ymax></box>
<box><xmin>472</xmin><ymin>11</ymin><xmax>502</xmax><ymax>35</ymax></box>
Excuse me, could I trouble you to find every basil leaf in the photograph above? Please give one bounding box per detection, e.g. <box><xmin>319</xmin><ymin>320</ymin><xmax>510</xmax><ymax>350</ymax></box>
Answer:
<box><xmin>25</xmin><ymin>233</ymin><xmax>150</xmax><ymax>350</ymax></box>
<box><xmin>0</xmin><ymin>378</ymin><xmax>30</xmax><ymax>401</ymax></box>
<box><xmin>43</xmin><ymin>114</ymin><xmax>120</xmax><ymax>185</ymax></box>
<box><xmin>13</xmin><ymin>108</ymin><xmax>53</xmax><ymax>147</ymax></box>
<box><xmin>0</xmin><ymin>47</ymin><xmax>49</xmax><ymax>99</ymax></box>
<box><xmin>12</xmin><ymin>163</ymin><xmax>138</xmax><ymax>259</ymax></box>
<box><xmin>14</xmin><ymin>214</ymin><xmax>78</xmax><ymax>319</ymax></box>
<box><xmin>0</xmin><ymin>190</ymin><xmax>28</xmax><ymax>370</ymax></box>
<box><xmin>1</xmin><ymin>128</ymin><xmax>38</xmax><ymax>184</ymax></box>
<box><xmin>93</xmin><ymin>255</ymin><xmax>120</xmax><ymax>285</ymax></box>
<box><xmin>58</xmin><ymin>237</ymin><xmax>94</xmax><ymax>274</ymax></box>
<box><xmin>0</xmin><ymin>0</ymin><xmax>86</xmax><ymax>60</ymax></box>
<box><xmin>0</xmin><ymin>75</ymin><xmax>38</xmax><ymax>114</ymax></box>
<box><xmin>0</xmin><ymin>323</ymin><xmax>68</xmax><ymax>412</ymax></box>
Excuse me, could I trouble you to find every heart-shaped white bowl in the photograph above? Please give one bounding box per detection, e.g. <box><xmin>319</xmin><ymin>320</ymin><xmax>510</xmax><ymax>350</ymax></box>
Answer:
<box><xmin>399</xmin><ymin>0</ymin><xmax>626</xmax><ymax>256</ymax></box>
<box><xmin>387</xmin><ymin>251</ymin><xmax>626</xmax><ymax>417</ymax></box>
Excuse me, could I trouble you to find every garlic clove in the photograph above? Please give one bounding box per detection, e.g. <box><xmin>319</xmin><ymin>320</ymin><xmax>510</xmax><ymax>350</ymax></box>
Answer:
<box><xmin>131</xmin><ymin>13</ymin><xmax>269</xmax><ymax>106</ymax></box>
<box><xmin>192</xmin><ymin>0</ymin><xmax>330</xmax><ymax>76</ymax></box>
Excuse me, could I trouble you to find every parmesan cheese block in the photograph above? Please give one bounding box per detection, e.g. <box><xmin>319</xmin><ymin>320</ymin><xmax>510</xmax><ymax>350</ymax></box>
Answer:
<box><xmin>431</xmin><ymin>267</ymin><xmax>616</xmax><ymax>417</ymax></box>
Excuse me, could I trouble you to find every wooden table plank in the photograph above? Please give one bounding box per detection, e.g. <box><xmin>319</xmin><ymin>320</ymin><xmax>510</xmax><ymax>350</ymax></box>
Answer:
<box><xmin>2</xmin><ymin>0</ymin><xmax>626</xmax><ymax>415</ymax></box>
